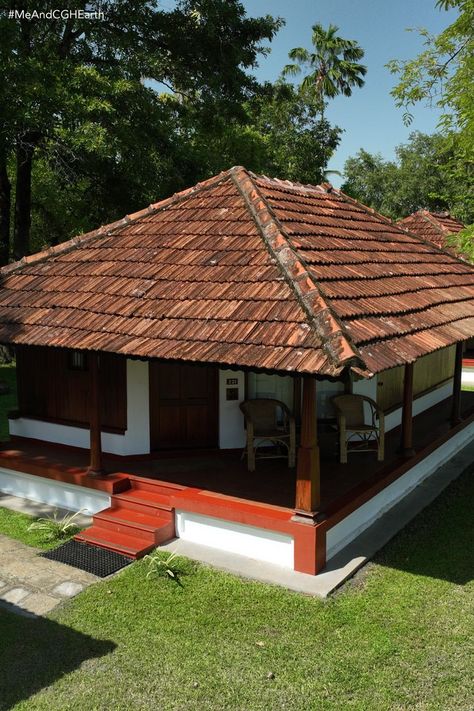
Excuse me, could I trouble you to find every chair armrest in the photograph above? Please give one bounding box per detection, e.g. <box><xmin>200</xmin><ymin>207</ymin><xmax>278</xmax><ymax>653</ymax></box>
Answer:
<box><xmin>361</xmin><ymin>395</ymin><xmax>384</xmax><ymax>422</ymax></box>
<box><xmin>239</xmin><ymin>403</ymin><xmax>255</xmax><ymax>427</ymax></box>
<box><xmin>336</xmin><ymin>411</ymin><xmax>346</xmax><ymax>430</ymax></box>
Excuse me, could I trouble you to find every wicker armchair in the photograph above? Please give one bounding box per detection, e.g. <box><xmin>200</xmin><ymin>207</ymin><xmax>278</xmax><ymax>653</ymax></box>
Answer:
<box><xmin>239</xmin><ymin>399</ymin><xmax>296</xmax><ymax>472</ymax></box>
<box><xmin>332</xmin><ymin>394</ymin><xmax>385</xmax><ymax>464</ymax></box>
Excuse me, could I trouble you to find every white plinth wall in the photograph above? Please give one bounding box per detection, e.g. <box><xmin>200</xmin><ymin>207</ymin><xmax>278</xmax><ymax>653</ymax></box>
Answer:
<box><xmin>176</xmin><ymin>510</ymin><xmax>295</xmax><ymax>568</ymax></box>
<box><xmin>0</xmin><ymin>467</ymin><xmax>110</xmax><ymax>515</ymax></box>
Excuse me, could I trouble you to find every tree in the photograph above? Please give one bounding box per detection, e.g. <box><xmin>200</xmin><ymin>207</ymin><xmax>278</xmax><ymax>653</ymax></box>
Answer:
<box><xmin>387</xmin><ymin>0</ymin><xmax>473</xmax><ymax>140</ymax></box>
<box><xmin>185</xmin><ymin>82</ymin><xmax>342</xmax><ymax>185</ymax></box>
<box><xmin>0</xmin><ymin>0</ymin><xmax>281</xmax><ymax>261</ymax></box>
<box><xmin>341</xmin><ymin>130</ymin><xmax>473</xmax><ymax>223</ymax></box>
<box><xmin>386</xmin><ymin>0</ymin><xmax>473</xmax><ymax>239</ymax></box>
<box><xmin>283</xmin><ymin>22</ymin><xmax>366</xmax><ymax>113</ymax></box>
<box><xmin>341</xmin><ymin>150</ymin><xmax>400</xmax><ymax>218</ymax></box>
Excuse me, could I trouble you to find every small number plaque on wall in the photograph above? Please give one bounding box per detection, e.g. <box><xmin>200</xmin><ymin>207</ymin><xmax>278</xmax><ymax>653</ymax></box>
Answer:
<box><xmin>226</xmin><ymin>378</ymin><xmax>238</xmax><ymax>385</ymax></box>
<box><xmin>226</xmin><ymin>387</ymin><xmax>239</xmax><ymax>401</ymax></box>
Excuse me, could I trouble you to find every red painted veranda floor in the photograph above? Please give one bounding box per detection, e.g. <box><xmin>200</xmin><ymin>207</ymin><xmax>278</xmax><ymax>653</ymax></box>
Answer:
<box><xmin>1</xmin><ymin>392</ymin><xmax>473</xmax><ymax>513</ymax></box>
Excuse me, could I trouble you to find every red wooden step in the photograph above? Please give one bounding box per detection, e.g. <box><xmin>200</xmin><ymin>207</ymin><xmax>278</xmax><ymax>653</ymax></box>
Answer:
<box><xmin>96</xmin><ymin>506</ymin><xmax>168</xmax><ymax>531</ymax></box>
<box><xmin>94</xmin><ymin>507</ymin><xmax>175</xmax><ymax>543</ymax></box>
<box><xmin>114</xmin><ymin>488</ymin><xmax>173</xmax><ymax>511</ymax></box>
<box><xmin>74</xmin><ymin>526</ymin><xmax>155</xmax><ymax>558</ymax></box>
<box><xmin>128</xmin><ymin>477</ymin><xmax>184</xmax><ymax>495</ymax></box>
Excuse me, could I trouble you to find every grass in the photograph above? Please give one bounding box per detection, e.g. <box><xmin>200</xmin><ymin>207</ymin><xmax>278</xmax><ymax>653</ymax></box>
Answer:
<box><xmin>0</xmin><ymin>466</ymin><xmax>473</xmax><ymax>710</ymax></box>
<box><xmin>0</xmin><ymin>506</ymin><xmax>81</xmax><ymax>551</ymax></box>
<box><xmin>0</xmin><ymin>364</ymin><xmax>472</xmax><ymax>709</ymax></box>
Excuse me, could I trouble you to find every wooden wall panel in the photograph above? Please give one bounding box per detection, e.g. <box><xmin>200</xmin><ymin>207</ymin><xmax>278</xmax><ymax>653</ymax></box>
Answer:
<box><xmin>16</xmin><ymin>346</ymin><xmax>127</xmax><ymax>431</ymax></box>
<box><xmin>413</xmin><ymin>346</ymin><xmax>455</xmax><ymax>397</ymax></box>
<box><xmin>377</xmin><ymin>345</ymin><xmax>456</xmax><ymax>412</ymax></box>
<box><xmin>377</xmin><ymin>365</ymin><xmax>404</xmax><ymax>413</ymax></box>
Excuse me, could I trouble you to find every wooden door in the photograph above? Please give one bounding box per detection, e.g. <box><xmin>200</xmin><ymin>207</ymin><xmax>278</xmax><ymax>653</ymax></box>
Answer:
<box><xmin>149</xmin><ymin>362</ymin><xmax>218</xmax><ymax>450</ymax></box>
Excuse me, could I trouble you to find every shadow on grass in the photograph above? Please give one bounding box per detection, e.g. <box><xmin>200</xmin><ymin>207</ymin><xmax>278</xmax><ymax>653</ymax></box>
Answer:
<box><xmin>0</xmin><ymin>602</ymin><xmax>115</xmax><ymax>710</ymax></box>
<box><xmin>373</xmin><ymin>464</ymin><xmax>474</xmax><ymax>586</ymax></box>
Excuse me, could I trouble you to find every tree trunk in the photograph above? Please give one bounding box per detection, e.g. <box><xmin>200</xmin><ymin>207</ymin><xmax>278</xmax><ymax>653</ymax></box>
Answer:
<box><xmin>13</xmin><ymin>137</ymin><xmax>36</xmax><ymax>261</ymax></box>
<box><xmin>0</xmin><ymin>151</ymin><xmax>11</xmax><ymax>266</ymax></box>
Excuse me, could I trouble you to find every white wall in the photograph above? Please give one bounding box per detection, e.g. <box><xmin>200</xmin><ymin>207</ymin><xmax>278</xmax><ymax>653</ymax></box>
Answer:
<box><xmin>326</xmin><ymin>419</ymin><xmax>474</xmax><ymax>560</ymax></box>
<box><xmin>9</xmin><ymin>358</ymin><xmax>151</xmax><ymax>456</ymax></box>
<box><xmin>176</xmin><ymin>510</ymin><xmax>294</xmax><ymax>568</ymax></box>
<box><xmin>352</xmin><ymin>374</ymin><xmax>378</xmax><ymax>402</ymax></box>
<box><xmin>316</xmin><ymin>379</ymin><xmax>345</xmax><ymax>418</ymax></box>
<box><xmin>462</xmin><ymin>366</ymin><xmax>474</xmax><ymax>386</ymax></box>
<box><xmin>218</xmin><ymin>369</ymin><xmax>246</xmax><ymax>449</ymax></box>
<box><xmin>122</xmin><ymin>359</ymin><xmax>150</xmax><ymax>455</ymax></box>
<box><xmin>247</xmin><ymin>372</ymin><xmax>294</xmax><ymax>409</ymax></box>
<box><xmin>0</xmin><ymin>467</ymin><xmax>110</xmax><ymax>515</ymax></box>
<box><xmin>351</xmin><ymin>374</ymin><xmax>379</xmax><ymax>429</ymax></box>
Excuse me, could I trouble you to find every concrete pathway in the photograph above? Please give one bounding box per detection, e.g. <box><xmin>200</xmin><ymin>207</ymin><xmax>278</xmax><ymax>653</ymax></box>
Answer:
<box><xmin>0</xmin><ymin>534</ymin><xmax>98</xmax><ymax>617</ymax></box>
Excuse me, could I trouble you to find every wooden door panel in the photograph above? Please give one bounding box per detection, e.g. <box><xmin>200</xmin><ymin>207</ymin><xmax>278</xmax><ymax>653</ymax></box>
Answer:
<box><xmin>149</xmin><ymin>362</ymin><xmax>218</xmax><ymax>450</ymax></box>
<box><xmin>182</xmin><ymin>365</ymin><xmax>209</xmax><ymax>400</ymax></box>
<box><xmin>157</xmin><ymin>363</ymin><xmax>181</xmax><ymax>400</ymax></box>
<box><xmin>185</xmin><ymin>405</ymin><xmax>211</xmax><ymax>446</ymax></box>
<box><xmin>157</xmin><ymin>406</ymin><xmax>183</xmax><ymax>448</ymax></box>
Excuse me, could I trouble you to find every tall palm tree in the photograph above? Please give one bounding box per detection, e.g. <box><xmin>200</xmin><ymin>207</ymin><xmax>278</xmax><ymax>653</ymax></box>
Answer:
<box><xmin>284</xmin><ymin>23</ymin><xmax>367</xmax><ymax>111</ymax></box>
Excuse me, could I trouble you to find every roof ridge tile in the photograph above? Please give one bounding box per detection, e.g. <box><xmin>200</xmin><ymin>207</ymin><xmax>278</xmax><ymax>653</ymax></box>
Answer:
<box><xmin>231</xmin><ymin>167</ymin><xmax>368</xmax><ymax>374</ymax></box>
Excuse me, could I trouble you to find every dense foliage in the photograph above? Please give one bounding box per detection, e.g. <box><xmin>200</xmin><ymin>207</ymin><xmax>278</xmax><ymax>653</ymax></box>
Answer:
<box><xmin>342</xmin><ymin>130</ymin><xmax>473</xmax><ymax>224</ymax></box>
<box><xmin>0</xmin><ymin>2</ymin><xmax>365</xmax><ymax>261</ymax></box>
<box><xmin>0</xmin><ymin>0</ymin><xmax>282</xmax><ymax>259</ymax></box>
<box><xmin>385</xmin><ymin>0</ymin><xmax>473</xmax><ymax>254</ymax></box>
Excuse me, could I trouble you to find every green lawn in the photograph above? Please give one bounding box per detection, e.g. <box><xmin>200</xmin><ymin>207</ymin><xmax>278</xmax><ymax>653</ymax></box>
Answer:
<box><xmin>0</xmin><ymin>506</ymin><xmax>81</xmax><ymax>551</ymax></box>
<box><xmin>0</xmin><ymin>363</ymin><xmax>472</xmax><ymax>709</ymax></box>
<box><xmin>0</xmin><ymin>466</ymin><xmax>473</xmax><ymax>710</ymax></box>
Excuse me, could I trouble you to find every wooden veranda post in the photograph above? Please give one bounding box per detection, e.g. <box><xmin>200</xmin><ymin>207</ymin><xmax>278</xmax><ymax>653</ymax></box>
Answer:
<box><xmin>294</xmin><ymin>376</ymin><xmax>321</xmax><ymax>515</ymax></box>
<box><xmin>401</xmin><ymin>362</ymin><xmax>415</xmax><ymax>458</ymax></box>
<box><xmin>451</xmin><ymin>341</ymin><xmax>464</xmax><ymax>427</ymax></box>
<box><xmin>87</xmin><ymin>352</ymin><xmax>104</xmax><ymax>477</ymax></box>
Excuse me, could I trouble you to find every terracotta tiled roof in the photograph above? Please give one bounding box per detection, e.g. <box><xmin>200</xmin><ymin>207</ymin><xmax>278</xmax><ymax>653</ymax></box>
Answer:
<box><xmin>398</xmin><ymin>210</ymin><xmax>464</xmax><ymax>251</ymax></box>
<box><xmin>0</xmin><ymin>167</ymin><xmax>473</xmax><ymax>377</ymax></box>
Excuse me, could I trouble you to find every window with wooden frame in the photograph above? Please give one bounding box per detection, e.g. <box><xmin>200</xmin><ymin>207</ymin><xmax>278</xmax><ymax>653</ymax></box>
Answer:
<box><xmin>68</xmin><ymin>350</ymin><xmax>88</xmax><ymax>371</ymax></box>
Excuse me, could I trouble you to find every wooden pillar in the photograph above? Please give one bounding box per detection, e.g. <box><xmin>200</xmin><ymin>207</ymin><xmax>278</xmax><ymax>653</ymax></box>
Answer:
<box><xmin>400</xmin><ymin>362</ymin><xmax>415</xmax><ymax>458</ymax></box>
<box><xmin>451</xmin><ymin>341</ymin><xmax>464</xmax><ymax>427</ymax></box>
<box><xmin>293</xmin><ymin>376</ymin><xmax>302</xmax><ymax>427</ymax></box>
<box><xmin>294</xmin><ymin>376</ymin><xmax>320</xmax><ymax>516</ymax></box>
<box><xmin>87</xmin><ymin>352</ymin><xmax>104</xmax><ymax>477</ymax></box>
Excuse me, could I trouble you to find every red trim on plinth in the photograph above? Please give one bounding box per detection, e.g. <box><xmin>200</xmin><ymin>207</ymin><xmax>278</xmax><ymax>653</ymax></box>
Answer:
<box><xmin>293</xmin><ymin>520</ymin><xmax>326</xmax><ymax>575</ymax></box>
<box><xmin>171</xmin><ymin>487</ymin><xmax>295</xmax><ymax>535</ymax></box>
<box><xmin>0</xmin><ymin>447</ymin><xmax>130</xmax><ymax>494</ymax></box>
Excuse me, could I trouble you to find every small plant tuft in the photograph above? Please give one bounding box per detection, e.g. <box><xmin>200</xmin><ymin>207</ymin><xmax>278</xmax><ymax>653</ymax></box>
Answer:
<box><xmin>27</xmin><ymin>509</ymin><xmax>84</xmax><ymax>542</ymax></box>
<box><xmin>144</xmin><ymin>550</ymin><xmax>185</xmax><ymax>584</ymax></box>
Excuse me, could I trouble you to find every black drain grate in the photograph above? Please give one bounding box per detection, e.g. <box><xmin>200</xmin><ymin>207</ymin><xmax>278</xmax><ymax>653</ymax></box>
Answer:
<box><xmin>40</xmin><ymin>540</ymin><xmax>133</xmax><ymax>577</ymax></box>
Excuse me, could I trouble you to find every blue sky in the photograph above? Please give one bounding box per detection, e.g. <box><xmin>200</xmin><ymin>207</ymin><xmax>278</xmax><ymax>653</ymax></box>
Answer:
<box><xmin>242</xmin><ymin>0</ymin><xmax>457</xmax><ymax>184</ymax></box>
